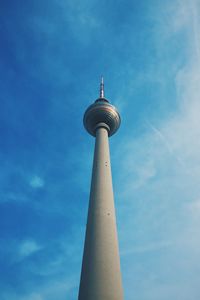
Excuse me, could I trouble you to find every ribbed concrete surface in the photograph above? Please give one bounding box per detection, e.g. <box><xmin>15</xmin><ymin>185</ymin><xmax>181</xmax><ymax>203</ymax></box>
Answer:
<box><xmin>78</xmin><ymin>126</ymin><xmax>123</xmax><ymax>300</ymax></box>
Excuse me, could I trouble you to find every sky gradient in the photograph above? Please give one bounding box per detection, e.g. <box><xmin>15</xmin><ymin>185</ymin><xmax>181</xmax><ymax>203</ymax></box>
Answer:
<box><xmin>0</xmin><ymin>0</ymin><xmax>200</xmax><ymax>299</ymax></box>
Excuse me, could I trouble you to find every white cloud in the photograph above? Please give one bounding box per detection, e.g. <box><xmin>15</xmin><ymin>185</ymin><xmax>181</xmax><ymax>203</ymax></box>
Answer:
<box><xmin>58</xmin><ymin>0</ymin><xmax>101</xmax><ymax>45</ymax></box>
<box><xmin>116</xmin><ymin>1</ymin><xmax>200</xmax><ymax>299</ymax></box>
<box><xmin>187</xmin><ymin>200</ymin><xmax>200</xmax><ymax>214</ymax></box>
<box><xmin>24</xmin><ymin>294</ymin><xmax>43</xmax><ymax>300</ymax></box>
<box><xmin>19</xmin><ymin>278</ymin><xmax>77</xmax><ymax>300</ymax></box>
<box><xmin>121</xmin><ymin>240</ymin><xmax>172</xmax><ymax>256</ymax></box>
<box><xmin>19</xmin><ymin>240</ymin><xmax>41</xmax><ymax>258</ymax></box>
<box><xmin>30</xmin><ymin>176</ymin><xmax>44</xmax><ymax>189</ymax></box>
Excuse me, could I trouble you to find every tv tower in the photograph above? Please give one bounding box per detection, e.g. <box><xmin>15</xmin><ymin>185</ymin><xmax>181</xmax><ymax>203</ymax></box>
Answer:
<box><xmin>78</xmin><ymin>78</ymin><xmax>123</xmax><ymax>300</ymax></box>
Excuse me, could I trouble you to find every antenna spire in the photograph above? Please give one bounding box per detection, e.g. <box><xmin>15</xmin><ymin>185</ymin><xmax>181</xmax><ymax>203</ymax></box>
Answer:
<box><xmin>100</xmin><ymin>76</ymin><xmax>104</xmax><ymax>98</ymax></box>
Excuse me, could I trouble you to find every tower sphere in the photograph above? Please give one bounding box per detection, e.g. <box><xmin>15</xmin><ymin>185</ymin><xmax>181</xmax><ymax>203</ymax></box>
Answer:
<box><xmin>83</xmin><ymin>98</ymin><xmax>121</xmax><ymax>137</ymax></box>
<box><xmin>83</xmin><ymin>76</ymin><xmax>121</xmax><ymax>137</ymax></box>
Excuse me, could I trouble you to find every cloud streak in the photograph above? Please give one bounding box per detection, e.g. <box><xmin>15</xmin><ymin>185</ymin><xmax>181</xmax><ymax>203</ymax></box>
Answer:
<box><xmin>18</xmin><ymin>240</ymin><xmax>42</xmax><ymax>258</ymax></box>
<box><xmin>114</xmin><ymin>1</ymin><xmax>200</xmax><ymax>299</ymax></box>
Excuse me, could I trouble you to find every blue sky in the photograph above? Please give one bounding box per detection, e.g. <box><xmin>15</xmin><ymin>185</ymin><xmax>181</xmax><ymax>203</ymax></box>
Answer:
<box><xmin>1</xmin><ymin>0</ymin><xmax>200</xmax><ymax>299</ymax></box>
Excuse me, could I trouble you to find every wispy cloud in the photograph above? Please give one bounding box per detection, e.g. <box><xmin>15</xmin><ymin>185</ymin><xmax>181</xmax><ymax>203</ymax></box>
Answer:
<box><xmin>121</xmin><ymin>240</ymin><xmax>172</xmax><ymax>256</ymax></box>
<box><xmin>115</xmin><ymin>1</ymin><xmax>200</xmax><ymax>299</ymax></box>
<box><xmin>18</xmin><ymin>239</ymin><xmax>41</xmax><ymax>258</ymax></box>
<box><xmin>29</xmin><ymin>176</ymin><xmax>44</xmax><ymax>189</ymax></box>
<box><xmin>22</xmin><ymin>293</ymin><xmax>43</xmax><ymax>300</ymax></box>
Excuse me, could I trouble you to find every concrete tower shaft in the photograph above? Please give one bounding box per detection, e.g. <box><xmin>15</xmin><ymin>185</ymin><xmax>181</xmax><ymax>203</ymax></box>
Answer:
<box><xmin>78</xmin><ymin>80</ymin><xmax>123</xmax><ymax>300</ymax></box>
<box><xmin>78</xmin><ymin>126</ymin><xmax>123</xmax><ymax>299</ymax></box>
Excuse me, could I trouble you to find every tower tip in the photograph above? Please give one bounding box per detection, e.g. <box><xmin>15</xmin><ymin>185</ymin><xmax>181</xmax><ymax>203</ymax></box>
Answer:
<box><xmin>100</xmin><ymin>76</ymin><xmax>104</xmax><ymax>98</ymax></box>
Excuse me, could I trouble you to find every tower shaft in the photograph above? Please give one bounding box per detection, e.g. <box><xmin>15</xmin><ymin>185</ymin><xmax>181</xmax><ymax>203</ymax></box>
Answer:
<box><xmin>78</xmin><ymin>126</ymin><xmax>123</xmax><ymax>300</ymax></box>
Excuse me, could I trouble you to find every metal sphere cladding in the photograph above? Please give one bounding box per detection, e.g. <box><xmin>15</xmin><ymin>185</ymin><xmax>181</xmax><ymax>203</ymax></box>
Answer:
<box><xmin>83</xmin><ymin>98</ymin><xmax>121</xmax><ymax>137</ymax></box>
